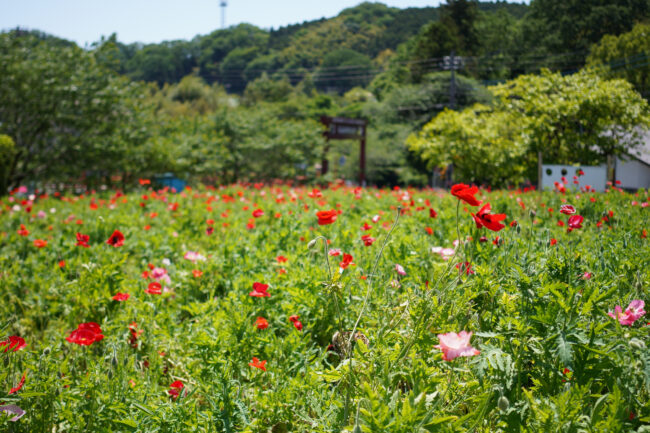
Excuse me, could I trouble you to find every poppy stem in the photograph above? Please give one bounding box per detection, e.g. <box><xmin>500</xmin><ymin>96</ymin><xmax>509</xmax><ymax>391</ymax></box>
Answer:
<box><xmin>347</xmin><ymin>207</ymin><xmax>401</xmax><ymax>348</ymax></box>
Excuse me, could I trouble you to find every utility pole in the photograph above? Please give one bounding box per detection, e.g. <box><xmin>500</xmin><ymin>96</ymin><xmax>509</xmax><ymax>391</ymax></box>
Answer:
<box><xmin>220</xmin><ymin>0</ymin><xmax>227</xmax><ymax>29</ymax></box>
<box><xmin>443</xmin><ymin>51</ymin><xmax>463</xmax><ymax>110</ymax></box>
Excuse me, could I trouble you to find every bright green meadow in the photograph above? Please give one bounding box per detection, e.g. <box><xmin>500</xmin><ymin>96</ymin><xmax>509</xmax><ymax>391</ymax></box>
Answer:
<box><xmin>0</xmin><ymin>184</ymin><xmax>648</xmax><ymax>432</ymax></box>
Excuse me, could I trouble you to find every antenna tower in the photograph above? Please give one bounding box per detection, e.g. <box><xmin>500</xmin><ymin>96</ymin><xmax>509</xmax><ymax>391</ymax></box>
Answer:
<box><xmin>220</xmin><ymin>0</ymin><xmax>227</xmax><ymax>29</ymax></box>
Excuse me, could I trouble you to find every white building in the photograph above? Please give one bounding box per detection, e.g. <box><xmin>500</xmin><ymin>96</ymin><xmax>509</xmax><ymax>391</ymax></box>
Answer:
<box><xmin>616</xmin><ymin>130</ymin><xmax>650</xmax><ymax>190</ymax></box>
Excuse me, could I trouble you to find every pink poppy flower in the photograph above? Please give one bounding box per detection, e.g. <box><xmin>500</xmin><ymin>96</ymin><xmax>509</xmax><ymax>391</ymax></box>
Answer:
<box><xmin>560</xmin><ymin>204</ymin><xmax>576</xmax><ymax>215</ymax></box>
<box><xmin>184</xmin><ymin>251</ymin><xmax>206</xmax><ymax>263</ymax></box>
<box><xmin>608</xmin><ymin>300</ymin><xmax>645</xmax><ymax>326</ymax></box>
<box><xmin>328</xmin><ymin>248</ymin><xmax>341</xmax><ymax>257</ymax></box>
<box><xmin>395</xmin><ymin>264</ymin><xmax>406</xmax><ymax>276</ymax></box>
<box><xmin>435</xmin><ymin>331</ymin><xmax>480</xmax><ymax>361</ymax></box>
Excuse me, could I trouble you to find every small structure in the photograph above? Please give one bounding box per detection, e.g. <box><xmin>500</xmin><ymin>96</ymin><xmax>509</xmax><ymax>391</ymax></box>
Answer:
<box><xmin>320</xmin><ymin>116</ymin><xmax>367</xmax><ymax>185</ymax></box>
<box><xmin>615</xmin><ymin>131</ymin><xmax>650</xmax><ymax>190</ymax></box>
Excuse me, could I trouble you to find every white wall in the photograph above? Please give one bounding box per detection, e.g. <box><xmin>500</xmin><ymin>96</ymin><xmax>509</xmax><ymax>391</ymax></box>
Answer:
<box><xmin>616</xmin><ymin>156</ymin><xmax>650</xmax><ymax>189</ymax></box>
<box><xmin>541</xmin><ymin>164</ymin><xmax>607</xmax><ymax>192</ymax></box>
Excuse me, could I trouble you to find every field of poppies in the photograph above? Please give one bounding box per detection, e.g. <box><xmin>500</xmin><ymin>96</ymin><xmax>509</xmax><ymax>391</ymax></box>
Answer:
<box><xmin>0</xmin><ymin>180</ymin><xmax>648</xmax><ymax>432</ymax></box>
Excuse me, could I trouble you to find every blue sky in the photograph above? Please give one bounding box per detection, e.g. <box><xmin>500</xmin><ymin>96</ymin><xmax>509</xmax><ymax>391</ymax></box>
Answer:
<box><xmin>2</xmin><ymin>0</ymin><xmax>450</xmax><ymax>46</ymax></box>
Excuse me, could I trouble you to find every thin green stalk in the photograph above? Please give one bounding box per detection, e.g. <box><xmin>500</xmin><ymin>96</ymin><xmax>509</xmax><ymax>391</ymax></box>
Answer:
<box><xmin>347</xmin><ymin>207</ymin><xmax>401</xmax><ymax>347</ymax></box>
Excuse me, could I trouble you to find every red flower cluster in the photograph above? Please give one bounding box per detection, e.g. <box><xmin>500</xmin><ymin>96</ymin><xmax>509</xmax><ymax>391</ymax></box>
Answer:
<box><xmin>76</xmin><ymin>232</ymin><xmax>90</xmax><ymax>248</ymax></box>
<box><xmin>316</xmin><ymin>210</ymin><xmax>338</xmax><ymax>225</ymax></box>
<box><xmin>451</xmin><ymin>184</ymin><xmax>481</xmax><ymax>207</ymax></box>
<box><xmin>471</xmin><ymin>204</ymin><xmax>506</xmax><ymax>232</ymax></box>
<box><xmin>66</xmin><ymin>322</ymin><xmax>104</xmax><ymax>346</ymax></box>
<box><xmin>106</xmin><ymin>230</ymin><xmax>125</xmax><ymax>247</ymax></box>
<box><xmin>0</xmin><ymin>336</ymin><xmax>26</xmax><ymax>353</ymax></box>
<box><xmin>339</xmin><ymin>253</ymin><xmax>355</xmax><ymax>269</ymax></box>
<box><xmin>249</xmin><ymin>357</ymin><xmax>267</xmax><ymax>371</ymax></box>
<box><xmin>249</xmin><ymin>282</ymin><xmax>270</xmax><ymax>297</ymax></box>
<box><xmin>168</xmin><ymin>380</ymin><xmax>184</xmax><ymax>399</ymax></box>
<box><xmin>112</xmin><ymin>292</ymin><xmax>130</xmax><ymax>301</ymax></box>
<box><xmin>289</xmin><ymin>315</ymin><xmax>303</xmax><ymax>331</ymax></box>
<box><xmin>361</xmin><ymin>234</ymin><xmax>375</xmax><ymax>246</ymax></box>
<box><xmin>255</xmin><ymin>317</ymin><xmax>269</xmax><ymax>330</ymax></box>
<box><xmin>146</xmin><ymin>282</ymin><xmax>162</xmax><ymax>295</ymax></box>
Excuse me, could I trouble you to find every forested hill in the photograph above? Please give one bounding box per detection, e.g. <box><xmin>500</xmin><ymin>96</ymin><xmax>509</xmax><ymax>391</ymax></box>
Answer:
<box><xmin>6</xmin><ymin>0</ymin><xmax>648</xmax><ymax>96</ymax></box>
<box><xmin>89</xmin><ymin>1</ymin><xmax>530</xmax><ymax>91</ymax></box>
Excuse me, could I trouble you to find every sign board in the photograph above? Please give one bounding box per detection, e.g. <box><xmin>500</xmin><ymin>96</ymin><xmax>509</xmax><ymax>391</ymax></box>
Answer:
<box><xmin>541</xmin><ymin>164</ymin><xmax>607</xmax><ymax>192</ymax></box>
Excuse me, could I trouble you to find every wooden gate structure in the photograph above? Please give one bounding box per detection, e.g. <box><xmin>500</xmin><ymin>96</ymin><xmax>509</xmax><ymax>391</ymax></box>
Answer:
<box><xmin>320</xmin><ymin>116</ymin><xmax>368</xmax><ymax>186</ymax></box>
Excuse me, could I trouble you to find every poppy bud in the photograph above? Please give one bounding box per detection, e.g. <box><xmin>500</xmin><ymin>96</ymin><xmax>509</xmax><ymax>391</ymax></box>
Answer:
<box><xmin>498</xmin><ymin>395</ymin><xmax>509</xmax><ymax>411</ymax></box>
<box><xmin>307</xmin><ymin>239</ymin><xmax>318</xmax><ymax>249</ymax></box>
<box><xmin>629</xmin><ymin>338</ymin><xmax>646</xmax><ymax>350</ymax></box>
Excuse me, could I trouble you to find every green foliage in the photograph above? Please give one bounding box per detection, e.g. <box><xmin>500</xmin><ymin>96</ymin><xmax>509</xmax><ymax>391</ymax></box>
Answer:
<box><xmin>587</xmin><ymin>21</ymin><xmax>650</xmax><ymax>98</ymax></box>
<box><xmin>0</xmin><ymin>185</ymin><xmax>648</xmax><ymax>431</ymax></box>
<box><xmin>409</xmin><ymin>69</ymin><xmax>650</xmax><ymax>186</ymax></box>
<box><xmin>243</xmin><ymin>73</ymin><xmax>294</xmax><ymax>104</ymax></box>
<box><xmin>315</xmin><ymin>49</ymin><xmax>374</xmax><ymax>93</ymax></box>
<box><xmin>0</xmin><ymin>134</ymin><xmax>16</xmax><ymax>194</ymax></box>
<box><xmin>0</xmin><ymin>32</ymin><xmax>152</xmax><ymax>192</ymax></box>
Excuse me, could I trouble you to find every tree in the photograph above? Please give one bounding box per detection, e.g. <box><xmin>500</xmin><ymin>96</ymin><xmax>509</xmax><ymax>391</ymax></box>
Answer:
<box><xmin>587</xmin><ymin>22</ymin><xmax>650</xmax><ymax>98</ymax></box>
<box><xmin>315</xmin><ymin>49</ymin><xmax>374</xmax><ymax>93</ymax></box>
<box><xmin>0</xmin><ymin>32</ymin><xmax>150</xmax><ymax>191</ymax></box>
<box><xmin>518</xmin><ymin>0</ymin><xmax>650</xmax><ymax>72</ymax></box>
<box><xmin>408</xmin><ymin>69</ymin><xmax>650</xmax><ymax>186</ymax></box>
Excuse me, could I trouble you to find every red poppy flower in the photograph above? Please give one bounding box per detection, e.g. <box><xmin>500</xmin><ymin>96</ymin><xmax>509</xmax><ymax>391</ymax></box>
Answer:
<box><xmin>192</xmin><ymin>269</ymin><xmax>203</xmax><ymax>278</ymax></box>
<box><xmin>252</xmin><ymin>209</ymin><xmax>264</xmax><ymax>218</ymax></box>
<box><xmin>451</xmin><ymin>184</ymin><xmax>481</xmax><ymax>207</ymax></box>
<box><xmin>560</xmin><ymin>204</ymin><xmax>576</xmax><ymax>215</ymax></box>
<box><xmin>17</xmin><ymin>224</ymin><xmax>29</xmax><ymax>236</ymax></box>
<box><xmin>168</xmin><ymin>380</ymin><xmax>184</xmax><ymax>399</ymax></box>
<box><xmin>9</xmin><ymin>373</ymin><xmax>26</xmax><ymax>394</ymax></box>
<box><xmin>139</xmin><ymin>178</ymin><xmax>151</xmax><ymax>185</ymax></box>
<box><xmin>206</xmin><ymin>227</ymin><xmax>214</xmax><ymax>236</ymax></box>
<box><xmin>316</xmin><ymin>210</ymin><xmax>338</xmax><ymax>225</ymax></box>
<box><xmin>568</xmin><ymin>215</ymin><xmax>584</xmax><ymax>229</ymax></box>
<box><xmin>106</xmin><ymin>230</ymin><xmax>124</xmax><ymax>247</ymax></box>
<box><xmin>255</xmin><ymin>317</ymin><xmax>269</xmax><ymax>330</ymax></box>
<box><xmin>146</xmin><ymin>282</ymin><xmax>162</xmax><ymax>295</ymax></box>
<box><xmin>361</xmin><ymin>234</ymin><xmax>375</xmax><ymax>246</ymax></box>
<box><xmin>289</xmin><ymin>315</ymin><xmax>303</xmax><ymax>331</ymax></box>
<box><xmin>471</xmin><ymin>203</ymin><xmax>506</xmax><ymax>232</ymax></box>
<box><xmin>58</xmin><ymin>260</ymin><xmax>66</xmax><ymax>268</ymax></box>
<box><xmin>339</xmin><ymin>253</ymin><xmax>355</xmax><ymax>269</ymax></box>
<box><xmin>249</xmin><ymin>282</ymin><xmax>270</xmax><ymax>297</ymax></box>
<box><xmin>289</xmin><ymin>315</ymin><xmax>303</xmax><ymax>330</ymax></box>
<box><xmin>456</xmin><ymin>262</ymin><xmax>475</xmax><ymax>275</ymax></box>
<box><xmin>429</xmin><ymin>208</ymin><xmax>438</xmax><ymax>218</ymax></box>
<box><xmin>0</xmin><ymin>336</ymin><xmax>26</xmax><ymax>353</ymax></box>
<box><xmin>66</xmin><ymin>322</ymin><xmax>104</xmax><ymax>346</ymax></box>
<box><xmin>276</xmin><ymin>255</ymin><xmax>288</xmax><ymax>263</ymax></box>
<box><xmin>550</xmin><ymin>238</ymin><xmax>557</xmax><ymax>246</ymax></box>
<box><xmin>76</xmin><ymin>232</ymin><xmax>90</xmax><ymax>248</ymax></box>
<box><xmin>249</xmin><ymin>357</ymin><xmax>267</xmax><ymax>371</ymax></box>
<box><xmin>112</xmin><ymin>292</ymin><xmax>130</xmax><ymax>301</ymax></box>
<box><xmin>328</xmin><ymin>248</ymin><xmax>341</xmax><ymax>257</ymax></box>
<box><xmin>307</xmin><ymin>188</ymin><xmax>322</xmax><ymax>198</ymax></box>
<box><xmin>33</xmin><ymin>239</ymin><xmax>47</xmax><ymax>248</ymax></box>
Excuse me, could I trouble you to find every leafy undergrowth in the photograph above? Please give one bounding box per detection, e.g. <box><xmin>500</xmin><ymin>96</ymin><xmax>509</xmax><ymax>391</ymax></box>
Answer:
<box><xmin>0</xmin><ymin>182</ymin><xmax>648</xmax><ymax>432</ymax></box>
